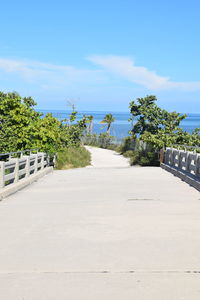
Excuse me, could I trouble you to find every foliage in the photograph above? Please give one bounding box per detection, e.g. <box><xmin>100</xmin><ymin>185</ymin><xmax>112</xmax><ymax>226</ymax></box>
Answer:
<box><xmin>60</xmin><ymin>115</ymin><xmax>88</xmax><ymax>149</ymax></box>
<box><xmin>117</xmin><ymin>136</ymin><xmax>146</xmax><ymax>153</ymax></box>
<box><xmin>119</xmin><ymin>137</ymin><xmax>159</xmax><ymax>166</ymax></box>
<box><xmin>121</xmin><ymin>149</ymin><xmax>160</xmax><ymax>166</ymax></box>
<box><xmin>129</xmin><ymin>95</ymin><xmax>200</xmax><ymax>149</ymax></box>
<box><xmin>0</xmin><ymin>92</ymin><xmax>41</xmax><ymax>152</ymax></box>
<box><xmin>55</xmin><ymin>146</ymin><xmax>91</xmax><ymax>169</ymax></box>
<box><xmin>98</xmin><ymin>132</ymin><xmax>115</xmax><ymax>148</ymax></box>
<box><xmin>83</xmin><ymin>133</ymin><xmax>116</xmax><ymax>149</ymax></box>
<box><xmin>0</xmin><ymin>91</ymin><xmax>87</xmax><ymax>156</ymax></box>
<box><xmin>29</xmin><ymin>113</ymin><xmax>63</xmax><ymax>155</ymax></box>
<box><xmin>119</xmin><ymin>95</ymin><xmax>200</xmax><ymax>166</ymax></box>
<box><xmin>100</xmin><ymin>113</ymin><xmax>115</xmax><ymax>134</ymax></box>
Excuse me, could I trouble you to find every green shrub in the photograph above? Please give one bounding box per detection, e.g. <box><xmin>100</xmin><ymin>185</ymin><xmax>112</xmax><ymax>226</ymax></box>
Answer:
<box><xmin>55</xmin><ymin>146</ymin><xmax>91</xmax><ymax>170</ymax></box>
<box><xmin>117</xmin><ymin>137</ymin><xmax>133</xmax><ymax>153</ymax></box>
<box><xmin>129</xmin><ymin>151</ymin><xmax>140</xmax><ymax>165</ymax></box>
<box><xmin>129</xmin><ymin>95</ymin><xmax>200</xmax><ymax>149</ymax></box>
<box><xmin>0</xmin><ymin>91</ymin><xmax>88</xmax><ymax>155</ymax></box>
<box><xmin>122</xmin><ymin>149</ymin><xmax>159</xmax><ymax>166</ymax></box>
<box><xmin>83</xmin><ymin>132</ymin><xmax>116</xmax><ymax>149</ymax></box>
<box><xmin>106</xmin><ymin>144</ymin><xmax>119</xmax><ymax>151</ymax></box>
<box><xmin>123</xmin><ymin>150</ymin><xmax>134</xmax><ymax>158</ymax></box>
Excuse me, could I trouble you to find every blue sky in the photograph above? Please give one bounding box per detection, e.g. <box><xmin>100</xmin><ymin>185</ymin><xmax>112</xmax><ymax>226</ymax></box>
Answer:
<box><xmin>0</xmin><ymin>0</ymin><xmax>200</xmax><ymax>113</ymax></box>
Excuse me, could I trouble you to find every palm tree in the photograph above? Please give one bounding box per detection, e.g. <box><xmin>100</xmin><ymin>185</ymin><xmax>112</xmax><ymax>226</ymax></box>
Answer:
<box><xmin>100</xmin><ymin>113</ymin><xmax>115</xmax><ymax>134</ymax></box>
<box><xmin>87</xmin><ymin>115</ymin><xmax>93</xmax><ymax>134</ymax></box>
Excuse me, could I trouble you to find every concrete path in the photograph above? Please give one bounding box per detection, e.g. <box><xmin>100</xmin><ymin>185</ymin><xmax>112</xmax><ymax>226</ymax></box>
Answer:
<box><xmin>85</xmin><ymin>145</ymin><xmax>130</xmax><ymax>168</ymax></box>
<box><xmin>0</xmin><ymin>147</ymin><xmax>199</xmax><ymax>299</ymax></box>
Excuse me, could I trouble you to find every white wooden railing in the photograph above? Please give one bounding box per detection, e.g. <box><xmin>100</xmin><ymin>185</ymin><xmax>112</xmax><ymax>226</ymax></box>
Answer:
<box><xmin>164</xmin><ymin>148</ymin><xmax>200</xmax><ymax>178</ymax></box>
<box><xmin>0</xmin><ymin>151</ymin><xmax>49</xmax><ymax>188</ymax></box>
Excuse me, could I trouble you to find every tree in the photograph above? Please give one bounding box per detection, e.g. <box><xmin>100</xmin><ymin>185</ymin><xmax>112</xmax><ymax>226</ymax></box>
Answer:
<box><xmin>129</xmin><ymin>95</ymin><xmax>186</xmax><ymax>136</ymax></box>
<box><xmin>29</xmin><ymin>113</ymin><xmax>62</xmax><ymax>155</ymax></box>
<box><xmin>100</xmin><ymin>113</ymin><xmax>115</xmax><ymax>134</ymax></box>
<box><xmin>60</xmin><ymin>114</ymin><xmax>87</xmax><ymax>148</ymax></box>
<box><xmin>0</xmin><ymin>92</ymin><xmax>41</xmax><ymax>152</ymax></box>
<box><xmin>129</xmin><ymin>95</ymin><xmax>200</xmax><ymax>149</ymax></box>
<box><xmin>87</xmin><ymin>115</ymin><xmax>94</xmax><ymax>134</ymax></box>
<box><xmin>0</xmin><ymin>91</ymin><xmax>88</xmax><ymax>154</ymax></box>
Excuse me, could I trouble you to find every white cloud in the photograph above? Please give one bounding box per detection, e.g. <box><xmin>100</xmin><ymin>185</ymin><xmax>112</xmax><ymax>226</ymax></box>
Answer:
<box><xmin>88</xmin><ymin>55</ymin><xmax>200</xmax><ymax>91</ymax></box>
<box><xmin>0</xmin><ymin>56</ymin><xmax>200</xmax><ymax>93</ymax></box>
<box><xmin>0</xmin><ymin>58</ymin><xmax>106</xmax><ymax>90</ymax></box>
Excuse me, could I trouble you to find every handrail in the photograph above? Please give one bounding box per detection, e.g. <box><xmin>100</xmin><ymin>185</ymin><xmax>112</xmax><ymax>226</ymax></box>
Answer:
<box><xmin>0</xmin><ymin>151</ymin><xmax>50</xmax><ymax>188</ymax></box>
<box><xmin>0</xmin><ymin>149</ymin><xmax>38</xmax><ymax>158</ymax></box>
<box><xmin>164</xmin><ymin>148</ymin><xmax>200</xmax><ymax>178</ymax></box>
<box><xmin>172</xmin><ymin>145</ymin><xmax>200</xmax><ymax>152</ymax></box>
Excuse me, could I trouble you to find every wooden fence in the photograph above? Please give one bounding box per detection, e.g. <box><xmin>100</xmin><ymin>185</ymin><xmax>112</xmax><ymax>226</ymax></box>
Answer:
<box><xmin>0</xmin><ymin>152</ymin><xmax>49</xmax><ymax>188</ymax></box>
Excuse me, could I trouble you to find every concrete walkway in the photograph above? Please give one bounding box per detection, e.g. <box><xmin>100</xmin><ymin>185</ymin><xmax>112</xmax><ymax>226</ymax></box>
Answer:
<box><xmin>0</xmin><ymin>147</ymin><xmax>199</xmax><ymax>299</ymax></box>
<box><xmin>85</xmin><ymin>145</ymin><xmax>130</xmax><ymax>168</ymax></box>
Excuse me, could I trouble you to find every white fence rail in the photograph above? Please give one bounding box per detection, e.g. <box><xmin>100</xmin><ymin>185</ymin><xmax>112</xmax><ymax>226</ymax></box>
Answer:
<box><xmin>164</xmin><ymin>148</ymin><xmax>200</xmax><ymax>178</ymax></box>
<box><xmin>0</xmin><ymin>152</ymin><xmax>49</xmax><ymax>188</ymax></box>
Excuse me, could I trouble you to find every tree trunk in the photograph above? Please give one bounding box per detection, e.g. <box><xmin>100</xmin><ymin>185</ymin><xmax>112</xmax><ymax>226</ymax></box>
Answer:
<box><xmin>89</xmin><ymin>121</ymin><xmax>93</xmax><ymax>134</ymax></box>
<box><xmin>107</xmin><ymin>123</ymin><xmax>111</xmax><ymax>134</ymax></box>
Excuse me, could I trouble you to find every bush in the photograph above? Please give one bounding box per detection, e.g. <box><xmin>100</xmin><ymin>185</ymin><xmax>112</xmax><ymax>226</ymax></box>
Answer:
<box><xmin>122</xmin><ymin>150</ymin><xmax>134</xmax><ymax>158</ymax></box>
<box><xmin>0</xmin><ymin>91</ymin><xmax>88</xmax><ymax>155</ymax></box>
<box><xmin>138</xmin><ymin>152</ymin><xmax>158</xmax><ymax>166</ymax></box>
<box><xmin>117</xmin><ymin>137</ymin><xmax>133</xmax><ymax>153</ymax></box>
<box><xmin>83</xmin><ymin>133</ymin><xmax>116</xmax><ymax>149</ymax></box>
<box><xmin>55</xmin><ymin>146</ymin><xmax>91</xmax><ymax>170</ymax></box>
<box><xmin>118</xmin><ymin>136</ymin><xmax>159</xmax><ymax>166</ymax></box>
<box><xmin>122</xmin><ymin>149</ymin><xmax>159</xmax><ymax>166</ymax></box>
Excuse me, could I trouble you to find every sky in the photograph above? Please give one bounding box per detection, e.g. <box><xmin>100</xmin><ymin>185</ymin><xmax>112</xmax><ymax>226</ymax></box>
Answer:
<box><xmin>0</xmin><ymin>0</ymin><xmax>200</xmax><ymax>113</ymax></box>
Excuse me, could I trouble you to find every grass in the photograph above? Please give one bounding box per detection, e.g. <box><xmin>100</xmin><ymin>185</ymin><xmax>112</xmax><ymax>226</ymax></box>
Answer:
<box><xmin>55</xmin><ymin>146</ymin><xmax>91</xmax><ymax>170</ymax></box>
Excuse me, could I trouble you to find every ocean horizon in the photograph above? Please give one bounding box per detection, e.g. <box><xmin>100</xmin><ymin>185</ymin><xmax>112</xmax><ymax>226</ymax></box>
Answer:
<box><xmin>38</xmin><ymin>109</ymin><xmax>200</xmax><ymax>141</ymax></box>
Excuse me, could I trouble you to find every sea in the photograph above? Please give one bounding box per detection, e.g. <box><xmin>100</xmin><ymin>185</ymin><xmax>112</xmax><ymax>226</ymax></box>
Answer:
<box><xmin>39</xmin><ymin>110</ymin><xmax>200</xmax><ymax>141</ymax></box>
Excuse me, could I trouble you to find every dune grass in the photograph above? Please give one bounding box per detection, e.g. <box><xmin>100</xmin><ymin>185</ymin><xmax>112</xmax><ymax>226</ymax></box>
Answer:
<box><xmin>55</xmin><ymin>146</ymin><xmax>91</xmax><ymax>170</ymax></box>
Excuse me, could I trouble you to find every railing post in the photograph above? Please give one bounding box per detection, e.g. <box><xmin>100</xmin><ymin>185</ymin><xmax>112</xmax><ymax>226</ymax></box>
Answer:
<box><xmin>164</xmin><ymin>148</ymin><xmax>169</xmax><ymax>164</ymax></box>
<box><xmin>53</xmin><ymin>155</ymin><xmax>56</xmax><ymax>167</ymax></box>
<box><xmin>170</xmin><ymin>148</ymin><xmax>174</xmax><ymax>166</ymax></box>
<box><xmin>185</xmin><ymin>152</ymin><xmax>190</xmax><ymax>173</ymax></box>
<box><xmin>14</xmin><ymin>158</ymin><xmax>19</xmax><ymax>183</ymax></box>
<box><xmin>46</xmin><ymin>154</ymin><xmax>50</xmax><ymax>167</ymax></box>
<box><xmin>41</xmin><ymin>153</ymin><xmax>44</xmax><ymax>170</ymax></box>
<box><xmin>159</xmin><ymin>148</ymin><xmax>164</xmax><ymax>164</ymax></box>
<box><xmin>178</xmin><ymin>150</ymin><xmax>182</xmax><ymax>169</ymax></box>
<box><xmin>25</xmin><ymin>156</ymin><xmax>30</xmax><ymax>178</ymax></box>
<box><xmin>0</xmin><ymin>161</ymin><xmax>5</xmax><ymax>188</ymax></box>
<box><xmin>194</xmin><ymin>153</ymin><xmax>199</xmax><ymax>177</ymax></box>
<box><xmin>197</xmin><ymin>155</ymin><xmax>200</xmax><ymax>178</ymax></box>
<box><xmin>34</xmin><ymin>153</ymin><xmax>38</xmax><ymax>173</ymax></box>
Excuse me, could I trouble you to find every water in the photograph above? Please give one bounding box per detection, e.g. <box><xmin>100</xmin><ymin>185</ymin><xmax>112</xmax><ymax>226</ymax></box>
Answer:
<box><xmin>38</xmin><ymin>110</ymin><xmax>200</xmax><ymax>141</ymax></box>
